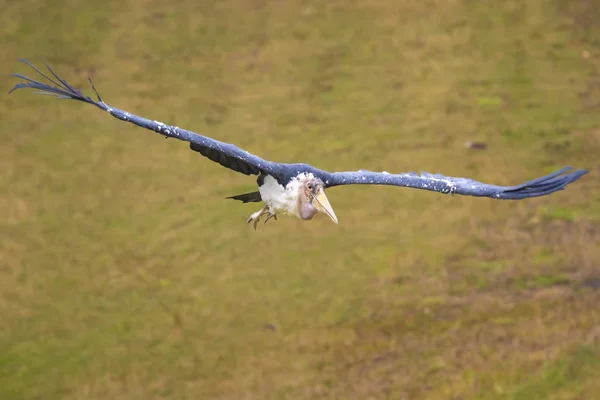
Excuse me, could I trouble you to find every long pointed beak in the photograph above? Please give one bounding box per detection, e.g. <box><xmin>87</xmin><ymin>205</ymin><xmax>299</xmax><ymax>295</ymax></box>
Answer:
<box><xmin>312</xmin><ymin>188</ymin><xmax>338</xmax><ymax>224</ymax></box>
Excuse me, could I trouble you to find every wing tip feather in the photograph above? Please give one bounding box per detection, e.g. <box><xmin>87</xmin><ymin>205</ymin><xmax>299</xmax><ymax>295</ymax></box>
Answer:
<box><xmin>9</xmin><ymin>58</ymin><xmax>103</xmax><ymax>108</ymax></box>
<box><xmin>498</xmin><ymin>167</ymin><xmax>588</xmax><ymax>199</ymax></box>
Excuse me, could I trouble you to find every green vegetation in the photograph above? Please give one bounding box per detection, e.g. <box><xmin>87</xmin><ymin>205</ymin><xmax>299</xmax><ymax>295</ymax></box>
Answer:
<box><xmin>1</xmin><ymin>0</ymin><xmax>599</xmax><ymax>398</ymax></box>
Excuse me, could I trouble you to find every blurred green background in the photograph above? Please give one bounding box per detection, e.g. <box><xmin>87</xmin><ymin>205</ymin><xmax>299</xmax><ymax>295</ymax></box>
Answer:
<box><xmin>1</xmin><ymin>0</ymin><xmax>600</xmax><ymax>399</ymax></box>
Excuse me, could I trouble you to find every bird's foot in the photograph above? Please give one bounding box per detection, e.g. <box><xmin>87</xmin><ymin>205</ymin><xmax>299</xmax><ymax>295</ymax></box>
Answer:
<box><xmin>247</xmin><ymin>206</ymin><xmax>269</xmax><ymax>230</ymax></box>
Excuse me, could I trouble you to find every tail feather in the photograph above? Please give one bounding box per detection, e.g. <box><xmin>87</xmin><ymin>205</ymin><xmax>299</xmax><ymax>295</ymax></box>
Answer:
<box><xmin>226</xmin><ymin>191</ymin><xmax>262</xmax><ymax>203</ymax></box>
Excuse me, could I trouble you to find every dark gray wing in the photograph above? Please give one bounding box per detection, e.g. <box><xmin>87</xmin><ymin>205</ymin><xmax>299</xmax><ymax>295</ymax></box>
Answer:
<box><xmin>9</xmin><ymin>59</ymin><xmax>281</xmax><ymax>178</ymax></box>
<box><xmin>321</xmin><ymin>167</ymin><xmax>587</xmax><ymax>200</ymax></box>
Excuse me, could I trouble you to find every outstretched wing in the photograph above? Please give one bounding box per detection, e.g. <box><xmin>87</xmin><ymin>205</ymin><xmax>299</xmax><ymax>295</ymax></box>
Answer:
<box><xmin>9</xmin><ymin>59</ymin><xmax>281</xmax><ymax>178</ymax></box>
<box><xmin>320</xmin><ymin>167</ymin><xmax>587</xmax><ymax>200</ymax></box>
<box><xmin>9</xmin><ymin>59</ymin><xmax>589</xmax><ymax>201</ymax></box>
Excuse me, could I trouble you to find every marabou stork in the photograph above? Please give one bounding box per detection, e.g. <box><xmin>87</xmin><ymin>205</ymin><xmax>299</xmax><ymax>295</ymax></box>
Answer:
<box><xmin>10</xmin><ymin>59</ymin><xmax>588</xmax><ymax>228</ymax></box>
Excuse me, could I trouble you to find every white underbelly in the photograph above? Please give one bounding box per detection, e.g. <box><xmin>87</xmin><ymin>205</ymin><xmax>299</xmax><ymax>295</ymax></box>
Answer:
<box><xmin>258</xmin><ymin>175</ymin><xmax>299</xmax><ymax>216</ymax></box>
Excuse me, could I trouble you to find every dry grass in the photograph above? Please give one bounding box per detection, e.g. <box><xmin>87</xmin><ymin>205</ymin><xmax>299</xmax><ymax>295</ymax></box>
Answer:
<box><xmin>1</xmin><ymin>0</ymin><xmax>600</xmax><ymax>398</ymax></box>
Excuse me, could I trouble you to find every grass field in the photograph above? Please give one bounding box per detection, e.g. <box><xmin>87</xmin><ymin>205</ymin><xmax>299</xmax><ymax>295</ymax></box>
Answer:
<box><xmin>1</xmin><ymin>0</ymin><xmax>600</xmax><ymax>398</ymax></box>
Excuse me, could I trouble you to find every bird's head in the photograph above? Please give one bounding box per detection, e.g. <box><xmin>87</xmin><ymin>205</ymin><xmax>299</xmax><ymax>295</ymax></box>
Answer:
<box><xmin>297</xmin><ymin>175</ymin><xmax>338</xmax><ymax>224</ymax></box>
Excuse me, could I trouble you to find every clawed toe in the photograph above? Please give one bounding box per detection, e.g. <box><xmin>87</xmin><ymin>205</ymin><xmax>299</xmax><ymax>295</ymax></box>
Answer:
<box><xmin>247</xmin><ymin>215</ymin><xmax>261</xmax><ymax>230</ymax></box>
<box><xmin>263</xmin><ymin>213</ymin><xmax>277</xmax><ymax>224</ymax></box>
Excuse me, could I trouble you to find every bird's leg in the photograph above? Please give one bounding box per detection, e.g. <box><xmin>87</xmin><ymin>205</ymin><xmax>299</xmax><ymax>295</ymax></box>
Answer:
<box><xmin>247</xmin><ymin>205</ymin><xmax>269</xmax><ymax>230</ymax></box>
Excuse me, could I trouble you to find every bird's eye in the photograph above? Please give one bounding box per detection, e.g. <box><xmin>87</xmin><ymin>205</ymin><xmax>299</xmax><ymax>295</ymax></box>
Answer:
<box><xmin>307</xmin><ymin>183</ymin><xmax>313</xmax><ymax>190</ymax></box>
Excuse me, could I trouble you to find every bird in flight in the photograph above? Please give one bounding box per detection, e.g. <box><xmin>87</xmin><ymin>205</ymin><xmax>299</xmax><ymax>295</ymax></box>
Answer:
<box><xmin>10</xmin><ymin>59</ymin><xmax>588</xmax><ymax>228</ymax></box>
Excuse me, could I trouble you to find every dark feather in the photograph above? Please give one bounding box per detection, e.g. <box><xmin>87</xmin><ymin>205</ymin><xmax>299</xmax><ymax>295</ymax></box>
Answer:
<box><xmin>189</xmin><ymin>143</ymin><xmax>261</xmax><ymax>176</ymax></box>
<box><xmin>226</xmin><ymin>191</ymin><xmax>262</xmax><ymax>203</ymax></box>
